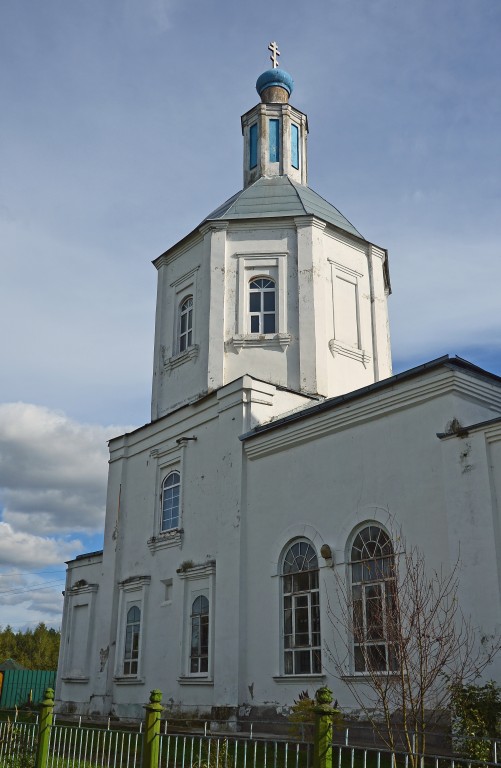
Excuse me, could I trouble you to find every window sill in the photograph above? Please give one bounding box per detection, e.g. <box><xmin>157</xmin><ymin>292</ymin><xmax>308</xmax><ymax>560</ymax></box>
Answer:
<box><xmin>329</xmin><ymin>339</ymin><xmax>371</xmax><ymax>367</ymax></box>
<box><xmin>61</xmin><ymin>676</ymin><xmax>89</xmax><ymax>684</ymax></box>
<box><xmin>113</xmin><ymin>676</ymin><xmax>145</xmax><ymax>685</ymax></box>
<box><xmin>341</xmin><ymin>672</ymin><xmax>401</xmax><ymax>682</ymax></box>
<box><xmin>148</xmin><ymin>529</ymin><xmax>183</xmax><ymax>553</ymax></box>
<box><xmin>273</xmin><ymin>674</ymin><xmax>326</xmax><ymax>684</ymax></box>
<box><xmin>165</xmin><ymin>345</ymin><xmax>199</xmax><ymax>372</ymax></box>
<box><xmin>231</xmin><ymin>333</ymin><xmax>291</xmax><ymax>352</ymax></box>
<box><xmin>177</xmin><ymin>677</ymin><xmax>214</xmax><ymax>686</ymax></box>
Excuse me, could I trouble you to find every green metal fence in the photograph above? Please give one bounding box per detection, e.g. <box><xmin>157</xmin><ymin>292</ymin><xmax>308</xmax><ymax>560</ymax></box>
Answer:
<box><xmin>0</xmin><ymin>671</ymin><xmax>56</xmax><ymax>709</ymax></box>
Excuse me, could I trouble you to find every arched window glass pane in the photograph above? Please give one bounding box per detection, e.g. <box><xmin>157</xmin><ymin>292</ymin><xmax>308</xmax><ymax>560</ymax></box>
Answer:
<box><xmin>190</xmin><ymin>596</ymin><xmax>209</xmax><ymax>674</ymax></box>
<box><xmin>281</xmin><ymin>541</ymin><xmax>321</xmax><ymax>675</ymax></box>
<box><xmin>123</xmin><ymin>605</ymin><xmax>141</xmax><ymax>675</ymax></box>
<box><xmin>249</xmin><ymin>278</ymin><xmax>276</xmax><ymax>334</ymax></box>
<box><xmin>179</xmin><ymin>296</ymin><xmax>193</xmax><ymax>353</ymax></box>
<box><xmin>162</xmin><ymin>471</ymin><xmax>180</xmax><ymax>531</ymax></box>
<box><xmin>350</xmin><ymin>526</ymin><xmax>397</xmax><ymax>673</ymax></box>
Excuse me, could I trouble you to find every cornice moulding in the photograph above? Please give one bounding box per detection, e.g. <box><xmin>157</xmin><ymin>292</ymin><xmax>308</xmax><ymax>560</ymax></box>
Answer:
<box><xmin>154</xmin><ymin>235</ymin><xmax>204</xmax><ymax>269</ymax></box>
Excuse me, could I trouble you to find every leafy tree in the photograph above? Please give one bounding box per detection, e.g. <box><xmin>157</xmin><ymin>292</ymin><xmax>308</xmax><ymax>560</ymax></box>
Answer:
<box><xmin>0</xmin><ymin>624</ymin><xmax>60</xmax><ymax>670</ymax></box>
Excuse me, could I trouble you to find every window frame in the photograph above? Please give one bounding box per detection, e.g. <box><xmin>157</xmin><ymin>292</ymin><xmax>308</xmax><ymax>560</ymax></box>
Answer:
<box><xmin>178</xmin><ymin>562</ymin><xmax>216</xmax><ymax>683</ymax></box>
<box><xmin>114</xmin><ymin>576</ymin><xmax>150</xmax><ymax>683</ymax></box>
<box><xmin>232</xmin><ymin>253</ymin><xmax>290</xmax><ymax>350</ymax></box>
<box><xmin>161</xmin><ymin>469</ymin><xmax>181</xmax><ymax>533</ymax></box>
<box><xmin>281</xmin><ymin>540</ymin><xmax>322</xmax><ymax>677</ymax></box>
<box><xmin>165</xmin><ymin>266</ymin><xmax>199</xmax><ymax>371</ymax></box>
<box><xmin>148</xmin><ymin>444</ymin><xmax>187</xmax><ymax>553</ymax></box>
<box><xmin>248</xmin><ymin>276</ymin><xmax>277</xmax><ymax>334</ymax></box>
<box><xmin>61</xmin><ymin>580</ymin><xmax>99</xmax><ymax>683</ymax></box>
<box><xmin>328</xmin><ymin>259</ymin><xmax>371</xmax><ymax>365</ymax></box>
<box><xmin>123</xmin><ymin>605</ymin><xmax>141</xmax><ymax>676</ymax></box>
<box><xmin>189</xmin><ymin>595</ymin><xmax>210</xmax><ymax>675</ymax></box>
<box><xmin>178</xmin><ymin>295</ymin><xmax>194</xmax><ymax>354</ymax></box>
<box><xmin>349</xmin><ymin>524</ymin><xmax>397</xmax><ymax>675</ymax></box>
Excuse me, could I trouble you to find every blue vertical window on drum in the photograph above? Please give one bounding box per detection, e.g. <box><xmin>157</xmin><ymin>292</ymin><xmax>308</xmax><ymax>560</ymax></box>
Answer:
<box><xmin>269</xmin><ymin>119</ymin><xmax>280</xmax><ymax>163</ymax></box>
<box><xmin>123</xmin><ymin>606</ymin><xmax>141</xmax><ymax>676</ymax></box>
<box><xmin>190</xmin><ymin>595</ymin><xmax>209</xmax><ymax>674</ymax></box>
<box><xmin>249</xmin><ymin>278</ymin><xmax>276</xmax><ymax>334</ymax></box>
<box><xmin>161</xmin><ymin>471</ymin><xmax>180</xmax><ymax>532</ymax></box>
<box><xmin>291</xmin><ymin>124</ymin><xmax>300</xmax><ymax>170</ymax></box>
<box><xmin>249</xmin><ymin>123</ymin><xmax>258</xmax><ymax>169</ymax></box>
<box><xmin>282</xmin><ymin>541</ymin><xmax>321</xmax><ymax>675</ymax></box>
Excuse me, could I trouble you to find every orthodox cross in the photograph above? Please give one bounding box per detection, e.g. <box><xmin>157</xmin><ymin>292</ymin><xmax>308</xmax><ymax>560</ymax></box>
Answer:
<box><xmin>268</xmin><ymin>41</ymin><xmax>280</xmax><ymax>68</ymax></box>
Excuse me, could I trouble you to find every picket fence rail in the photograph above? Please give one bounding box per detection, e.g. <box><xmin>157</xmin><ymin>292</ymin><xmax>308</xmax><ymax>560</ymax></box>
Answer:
<box><xmin>1</xmin><ymin>688</ymin><xmax>501</xmax><ymax>768</ymax></box>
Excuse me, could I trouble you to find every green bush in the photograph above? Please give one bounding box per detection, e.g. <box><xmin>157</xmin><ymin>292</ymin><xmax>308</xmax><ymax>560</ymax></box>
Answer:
<box><xmin>451</xmin><ymin>680</ymin><xmax>501</xmax><ymax>761</ymax></box>
<box><xmin>288</xmin><ymin>690</ymin><xmax>342</xmax><ymax>742</ymax></box>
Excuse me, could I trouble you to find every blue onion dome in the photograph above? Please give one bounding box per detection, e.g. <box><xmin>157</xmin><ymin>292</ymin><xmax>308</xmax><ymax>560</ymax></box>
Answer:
<box><xmin>256</xmin><ymin>68</ymin><xmax>294</xmax><ymax>103</ymax></box>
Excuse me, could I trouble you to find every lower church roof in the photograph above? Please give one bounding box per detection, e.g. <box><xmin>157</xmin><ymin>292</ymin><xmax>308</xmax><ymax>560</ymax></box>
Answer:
<box><xmin>240</xmin><ymin>355</ymin><xmax>501</xmax><ymax>441</ymax></box>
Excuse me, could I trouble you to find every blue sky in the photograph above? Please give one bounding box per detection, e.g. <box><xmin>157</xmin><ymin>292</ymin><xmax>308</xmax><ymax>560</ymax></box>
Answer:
<box><xmin>0</xmin><ymin>0</ymin><xmax>500</xmax><ymax>629</ymax></box>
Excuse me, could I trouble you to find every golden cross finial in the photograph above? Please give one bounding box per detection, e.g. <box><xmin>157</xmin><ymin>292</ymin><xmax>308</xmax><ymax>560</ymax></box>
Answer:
<box><xmin>268</xmin><ymin>41</ymin><xmax>280</xmax><ymax>68</ymax></box>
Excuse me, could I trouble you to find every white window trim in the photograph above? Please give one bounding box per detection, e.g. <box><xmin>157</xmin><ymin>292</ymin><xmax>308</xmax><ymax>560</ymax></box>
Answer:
<box><xmin>61</xmin><ymin>582</ymin><xmax>99</xmax><ymax>683</ymax></box>
<box><xmin>114</xmin><ymin>576</ymin><xmax>150</xmax><ymax>683</ymax></box>
<box><xmin>347</xmin><ymin>524</ymin><xmax>397</xmax><ymax>677</ymax></box>
<box><xmin>160</xmin><ymin>469</ymin><xmax>181</xmax><ymax>533</ymax></box>
<box><xmin>279</xmin><ymin>540</ymin><xmax>322</xmax><ymax>678</ymax></box>
<box><xmin>177</xmin><ymin>561</ymin><xmax>216</xmax><ymax>683</ymax></box>
<box><xmin>165</xmin><ymin>266</ymin><xmax>200</xmax><ymax>369</ymax></box>
<box><xmin>148</xmin><ymin>443</ymin><xmax>187</xmax><ymax>552</ymax></box>
<box><xmin>231</xmin><ymin>253</ymin><xmax>291</xmax><ymax>352</ymax></box>
<box><xmin>328</xmin><ymin>259</ymin><xmax>371</xmax><ymax>366</ymax></box>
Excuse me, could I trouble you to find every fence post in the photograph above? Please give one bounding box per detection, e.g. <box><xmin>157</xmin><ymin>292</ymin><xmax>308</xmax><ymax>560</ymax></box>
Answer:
<box><xmin>313</xmin><ymin>686</ymin><xmax>337</xmax><ymax>768</ymax></box>
<box><xmin>142</xmin><ymin>689</ymin><xmax>164</xmax><ymax>768</ymax></box>
<box><xmin>35</xmin><ymin>687</ymin><xmax>54</xmax><ymax>768</ymax></box>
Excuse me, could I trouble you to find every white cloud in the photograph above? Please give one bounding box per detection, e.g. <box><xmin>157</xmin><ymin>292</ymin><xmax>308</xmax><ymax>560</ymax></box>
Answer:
<box><xmin>0</xmin><ymin>523</ymin><xmax>81</xmax><ymax>569</ymax></box>
<box><xmin>0</xmin><ymin>403</ymin><xmax>131</xmax><ymax>536</ymax></box>
<box><xmin>0</xmin><ymin>403</ymin><xmax>132</xmax><ymax>627</ymax></box>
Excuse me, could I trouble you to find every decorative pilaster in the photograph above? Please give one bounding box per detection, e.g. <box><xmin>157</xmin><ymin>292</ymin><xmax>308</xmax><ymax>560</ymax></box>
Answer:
<box><xmin>201</xmin><ymin>221</ymin><xmax>228</xmax><ymax>393</ymax></box>
<box><xmin>296</xmin><ymin>216</ymin><xmax>328</xmax><ymax>395</ymax></box>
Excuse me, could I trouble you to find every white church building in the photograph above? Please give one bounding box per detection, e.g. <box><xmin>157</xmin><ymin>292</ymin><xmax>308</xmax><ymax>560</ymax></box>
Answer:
<box><xmin>55</xmin><ymin>55</ymin><xmax>501</xmax><ymax>721</ymax></box>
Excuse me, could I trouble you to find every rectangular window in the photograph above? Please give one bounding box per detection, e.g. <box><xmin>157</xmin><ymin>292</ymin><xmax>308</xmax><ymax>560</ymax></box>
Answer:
<box><xmin>269</xmin><ymin>119</ymin><xmax>280</xmax><ymax>163</ymax></box>
<box><xmin>291</xmin><ymin>124</ymin><xmax>299</xmax><ymax>169</ymax></box>
<box><xmin>249</xmin><ymin>123</ymin><xmax>258</xmax><ymax>169</ymax></box>
<box><xmin>249</xmin><ymin>277</ymin><xmax>276</xmax><ymax>334</ymax></box>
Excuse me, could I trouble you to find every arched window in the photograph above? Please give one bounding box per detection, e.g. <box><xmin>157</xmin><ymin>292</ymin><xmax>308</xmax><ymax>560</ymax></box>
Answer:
<box><xmin>161</xmin><ymin>471</ymin><xmax>180</xmax><ymax>531</ymax></box>
<box><xmin>282</xmin><ymin>541</ymin><xmax>321</xmax><ymax>675</ymax></box>
<box><xmin>190</xmin><ymin>595</ymin><xmax>209</xmax><ymax>674</ymax></box>
<box><xmin>123</xmin><ymin>605</ymin><xmax>141</xmax><ymax>675</ymax></box>
<box><xmin>350</xmin><ymin>525</ymin><xmax>397</xmax><ymax>673</ymax></box>
<box><xmin>249</xmin><ymin>277</ymin><xmax>276</xmax><ymax>334</ymax></box>
<box><xmin>179</xmin><ymin>296</ymin><xmax>193</xmax><ymax>353</ymax></box>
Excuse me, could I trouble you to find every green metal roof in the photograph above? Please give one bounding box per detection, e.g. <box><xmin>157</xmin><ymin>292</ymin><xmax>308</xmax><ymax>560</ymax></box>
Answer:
<box><xmin>204</xmin><ymin>176</ymin><xmax>363</xmax><ymax>239</ymax></box>
<box><xmin>0</xmin><ymin>658</ymin><xmax>25</xmax><ymax>671</ymax></box>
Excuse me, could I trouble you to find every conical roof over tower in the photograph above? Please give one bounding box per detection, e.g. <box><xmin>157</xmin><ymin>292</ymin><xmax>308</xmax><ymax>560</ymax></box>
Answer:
<box><xmin>151</xmin><ymin>48</ymin><xmax>392</xmax><ymax>421</ymax></box>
